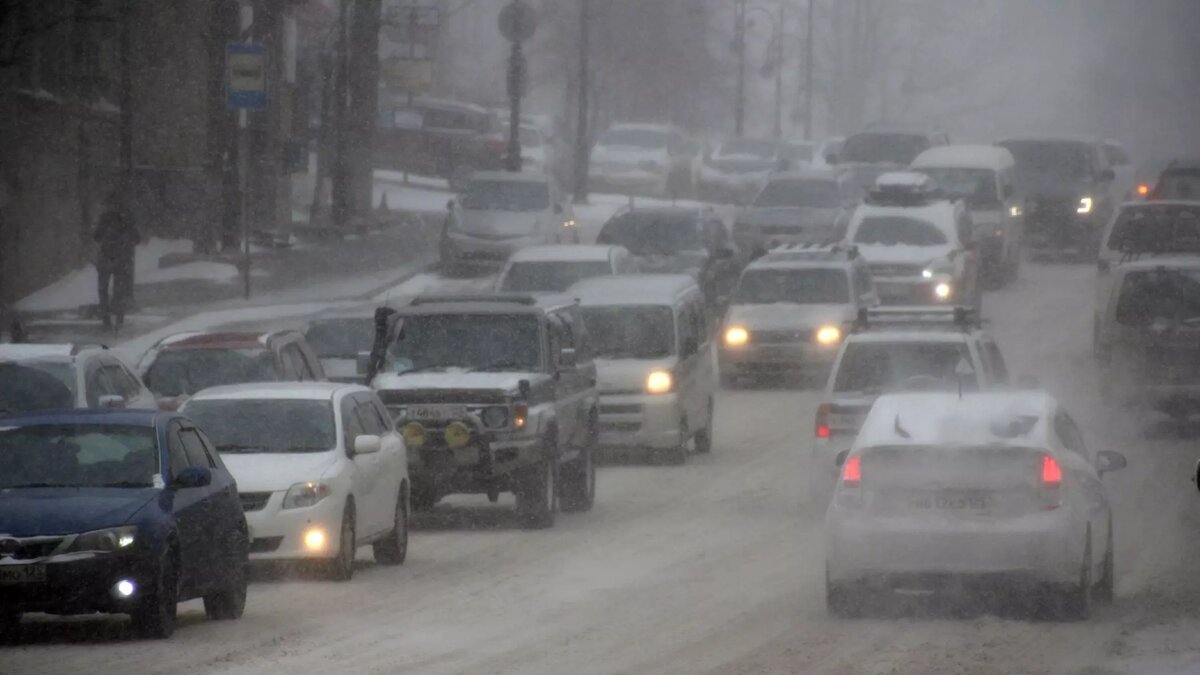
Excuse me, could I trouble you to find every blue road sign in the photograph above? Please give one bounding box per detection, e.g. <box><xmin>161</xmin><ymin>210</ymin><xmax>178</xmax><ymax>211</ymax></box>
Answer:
<box><xmin>227</xmin><ymin>43</ymin><xmax>267</xmax><ymax>109</ymax></box>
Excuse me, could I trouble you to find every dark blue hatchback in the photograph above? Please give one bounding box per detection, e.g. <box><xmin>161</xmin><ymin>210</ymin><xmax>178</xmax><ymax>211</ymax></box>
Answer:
<box><xmin>0</xmin><ymin>409</ymin><xmax>248</xmax><ymax>639</ymax></box>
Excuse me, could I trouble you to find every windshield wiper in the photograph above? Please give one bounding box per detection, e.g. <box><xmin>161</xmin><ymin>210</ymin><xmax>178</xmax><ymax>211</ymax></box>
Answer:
<box><xmin>2</xmin><ymin>483</ymin><xmax>78</xmax><ymax>489</ymax></box>
<box><xmin>470</xmin><ymin>360</ymin><xmax>528</xmax><ymax>372</ymax></box>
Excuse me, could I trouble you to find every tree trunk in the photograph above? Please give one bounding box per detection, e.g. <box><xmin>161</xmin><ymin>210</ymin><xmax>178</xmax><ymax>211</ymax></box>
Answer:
<box><xmin>330</xmin><ymin>0</ymin><xmax>350</xmax><ymax>228</ymax></box>
<box><xmin>344</xmin><ymin>0</ymin><xmax>382</xmax><ymax>226</ymax></box>
<box><xmin>203</xmin><ymin>0</ymin><xmax>237</xmax><ymax>254</ymax></box>
<box><xmin>71</xmin><ymin>0</ymin><xmax>96</xmax><ymax>265</ymax></box>
<box><xmin>572</xmin><ymin>0</ymin><xmax>590</xmax><ymax>203</ymax></box>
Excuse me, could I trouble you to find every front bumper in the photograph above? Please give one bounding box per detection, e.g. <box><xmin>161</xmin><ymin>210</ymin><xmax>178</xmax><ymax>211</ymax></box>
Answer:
<box><xmin>409</xmin><ymin>434</ymin><xmax>544</xmax><ymax>496</ymax></box>
<box><xmin>1024</xmin><ymin>200</ymin><xmax>1099</xmax><ymax>252</ymax></box>
<box><xmin>242</xmin><ymin>492</ymin><xmax>344</xmax><ymax>562</ymax></box>
<box><xmin>0</xmin><ymin>551</ymin><xmax>153</xmax><ymax>615</ymax></box>
<box><xmin>825</xmin><ymin>506</ymin><xmax>1078</xmax><ymax>586</ymax></box>
<box><xmin>596</xmin><ymin>392</ymin><xmax>682</xmax><ymax>449</ymax></box>
<box><xmin>873</xmin><ymin>276</ymin><xmax>957</xmax><ymax>306</ymax></box>
<box><xmin>719</xmin><ymin>341</ymin><xmax>838</xmax><ymax>376</ymax></box>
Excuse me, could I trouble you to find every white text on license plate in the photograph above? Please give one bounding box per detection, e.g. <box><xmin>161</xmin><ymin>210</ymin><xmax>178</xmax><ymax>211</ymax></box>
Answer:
<box><xmin>911</xmin><ymin>493</ymin><xmax>990</xmax><ymax>511</ymax></box>
<box><xmin>405</xmin><ymin>406</ymin><xmax>468</xmax><ymax>421</ymax></box>
<box><xmin>0</xmin><ymin>564</ymin><xmax>47</xmax><ymax>584</ymax></box>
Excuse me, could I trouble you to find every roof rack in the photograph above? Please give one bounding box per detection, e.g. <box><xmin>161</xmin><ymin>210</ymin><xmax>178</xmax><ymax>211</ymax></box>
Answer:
<box><xmin>761</xmin><ymin>241</ymin><xmax>859</xmax><ymax>261</ymax></box>
<box><xmin>409</xmin><ymin>293</ymin><xmax>539</xmax><ymax>307</ymax></box>
<box><xmin>854</xmin><ymin>305</ymin><xmax>980</xmax><ymax>332</ymax></box>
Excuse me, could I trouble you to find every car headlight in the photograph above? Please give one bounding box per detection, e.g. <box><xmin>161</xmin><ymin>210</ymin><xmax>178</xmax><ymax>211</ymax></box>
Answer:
<box><xmin>815</xmin><ymin>325</ymin><xmax>842</xmax><ymax>346</ymax></box>
<box><xmin>1009</xmin><ymin>205</ymin><xmax>1023</xmax><ymax>217</ymax></box>
<box><xmin>67</xmin><ymin>526</ymin><xmax>138</xmax><ymax>553</ymax></box>
<box><xmin>481</xmin><ymin>406</ymin><xmax>509</xmax><ymax>429</ymax></box>
<box><xmin>282</xmin><ymin>481</ymin><xmax>333</xmax><ymax>510</ymax></box>
<box><xmin>921</xmin><ymin>269</ymin><xmax>934</xmax><ymax>279</ymax></box>
<box><xmin>724</xmin><ymin>325</ymin><xmax>749</xmax><ymax>347</ymax></box>
<box><xmin>562</xmin><ymin>219</ymin><xmax>577</xmax><ymax>229</ymax></box>
<box><xmin>1077</xmin><ymin>196</ymin><xmax>1093</xmax><ymax>214</ymax></box>
<box><xmin>645</xmin><ymin>369</ymin><xmax>673</xmax><ymax>394</ymax></box>
<box><xmin>934</xmin><ymin>282</ymin><xmax>953</xmax><ymax>299</ymax></box>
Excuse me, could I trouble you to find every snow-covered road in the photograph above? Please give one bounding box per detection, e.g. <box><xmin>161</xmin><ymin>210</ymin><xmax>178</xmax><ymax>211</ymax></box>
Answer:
<box><xmin>5</xmin><ymin>263</ymin><xmax>1200</xmax><ymax>675</ymax></box>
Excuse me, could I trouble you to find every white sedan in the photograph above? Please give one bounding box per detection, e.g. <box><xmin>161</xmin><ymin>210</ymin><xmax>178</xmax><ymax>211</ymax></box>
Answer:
<box><xmin>182</xmin><ymin>382</ymin><xmax>409</xmax><ymax>580</ymax></box>
<box><xmin>825</xmin><ymin>391</ymin><xmax>1126</xmax><ymax>619</ymax></box>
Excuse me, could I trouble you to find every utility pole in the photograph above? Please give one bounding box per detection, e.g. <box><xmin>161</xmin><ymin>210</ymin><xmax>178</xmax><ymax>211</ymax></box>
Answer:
<box><xmin>773</xmin><ymin>3</ymin><xmax>783</xmax><ymax>138</ymax></box>
<box><xmin>499</xmin><ymin>1</ymin><xmax>535</xmax><ymax>172</ymax></box>
<box><xmin>572</xmin><ymin>0</ymin><xmax>590</xmax><ymax>204</ymax></box>
<box><xmin>734</xmin><ymin>0</ymin><xmax>746</xmax><ymax>135</ymax></box>
<box><xmin>804</xmin><ymin>0</ymin><xmax>814</xmax><ymax>139</ymax></box>
<box><xmin>118</xmin><ymin>0</ymin><xmax>133</xmax><ymax>193</ymax></box>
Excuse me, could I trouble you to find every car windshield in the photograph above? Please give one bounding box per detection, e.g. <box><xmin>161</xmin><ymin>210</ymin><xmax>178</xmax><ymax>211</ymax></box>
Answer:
<box><xmin>0</xmin><ymin>361</ymin><xmax>75</xmax><ymax>414</ymax></box>
<box><xmin>597</xmin><ymin>128</ymin><xmax>670</xmax><ymax>149</ymax></box>
<box><xmin>718</xmin><ymin>139</ymin><xmax>776</xmax><ymax>158</ymax></box>
<box><xmin>753</xmin><ymin>179</ymin><xmax>840</xmax><ymax>208</ymax></box>
<box><xmin>853</xmin><ymin>216</ymin><xmax>948</xmax><ymax>246</ymax></box>
<box><xmin>580</xmin><ymin>306</ymin><xmax>674</xmax><ymax>359</ymax></box>
<box><xmin>596</xmin><ymin>212</ymin><xmax>702</xmax><ymax>254</ymax></box>
<box><xmin>304</xmin><ymin>318</ymin><xmax>375</xmax><ymax>359</ymax></box>
<box><xmin>1154</xmin><ymin>170</ymin><xmax>1200</xmax><ymax>200</ymax></box>
<box><xmin>840</xmin><ymin>133</ymin><xmax>930</xmax><ymax>165</ymax></box>
<box><xmin>0</xmin><ymin>424</ymin><xmax>159</xmax><ymax>489</ymax></box>
<box><xmin>916</xmin><ymin>168</ymin><xmax>999</xmax><ymax>207</ymax></box>
<box><xmin>997</xmin><ymin>140</ymin><xmax>1091</xmax><ymax>180</ymax></box>
<box><xmin>461</xmin><ymin>179</ymin><xmax>550</xmax><ymax>211</ymax></box>
<box><xmin>834</xmin><ymin>342</ymin><xmax>977</xmax><ymax>393</ymax></box>
<box><xmin>184</xmin><ymin>399</ymin><xmax>337</xmax><ymax>454</ymax></box>
<box><xmin>387</xmin><ymin>313</ymin><xmax>541</xmax><ymax>372</ymax></box>
<box><xmin>143</xmin><ymin>348</ymin><xmax>278</xmax><ymax>397</ymax></box>
<box><xmin>500</xmin><ymin>261</ymin><xmax>613</xmax><ymax>292</ymax></box>
<box><xmin>1116</xmin><ymin>269</ymin><xmax>1200</xmax><ymax>326</ymax></box>
<box><xmin>735</xmin><ymin>269</ymin><xmax>850</xmax><ymax>304</ymax></box>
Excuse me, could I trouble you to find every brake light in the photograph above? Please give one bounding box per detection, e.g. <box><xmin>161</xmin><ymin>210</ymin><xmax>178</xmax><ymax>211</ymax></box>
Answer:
<box><xmin>841</xmin><ymin>455</ymin><xmax>861</xmax><ymax>487</ymax></box>
<box><xmin>815</xmin><ymin>404</ymin><xmax>831</xmax><ymax>439</ymax></box>
<box><xmin>1041</xmin><ymin>454</ymin><xmax>1063</xmax><ymax>486</ymax></box>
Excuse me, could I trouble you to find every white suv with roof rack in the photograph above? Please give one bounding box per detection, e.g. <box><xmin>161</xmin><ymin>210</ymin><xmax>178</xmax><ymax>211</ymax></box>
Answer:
<box><xmin>0</xmin><ymin>343</ymin><xmax>156</xmax><ymax>414</ymax></box>
<box><xmin>718</xmin><ymin>244</ymin><xmax>878</xmax><ymax>387</ymax></box>
<box><xmin>843</xmin><ymin>172</ymin><xmax>980</xmax><ymax>312</ymax></box>
<box><xmin>809</xmin><ymin>306</ymin><xmax>1010</xmax><ymax>508</ymax></box>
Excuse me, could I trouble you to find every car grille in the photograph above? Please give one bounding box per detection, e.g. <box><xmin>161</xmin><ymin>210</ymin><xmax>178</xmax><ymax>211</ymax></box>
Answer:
<box><xmin>751</xmin><ymin>329</ymin><xmax>812</xmax><ymax>344</ymax></box>
<box><xmin>0</xmin><ymin>536</ymin><xmax>64</xmax><ymax>560</ymax></box>
<box><xmin>600</xmin><ymin>403</ymin><xmax>643</xmax><ymax>415</ymax></box>
<box><xmin>870</xmin><ymin>263</ymin><xmax>923</xmax><ymax>278</ymax></box>
<box><xmin>249</xmin><ymin>537</ymin><xmax>283</xmax><ymax>554</ymax></box>
<box><xmin>239</xmin><ymin>492</ymin><xmax>272</xmax><ymax>512</ymax></box>
<box><xmin>599</xmin><ymin>421</ymin><xmax>642</xmax><ymax>432</ymax></box>
<box><xmin>377</xmin><ymin>390</ymin><xmax>507</xmax><ymax>405</ymax></box>
<box><xmin>1025</xmin><ymin>198</ymin><xmax>1075</xmax><ymax>232</ymax></box>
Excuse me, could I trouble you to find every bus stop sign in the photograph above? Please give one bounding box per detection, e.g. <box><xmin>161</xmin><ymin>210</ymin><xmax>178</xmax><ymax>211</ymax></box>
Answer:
<box><xmin>227</xmin><ymin>43</ymin><xmax>267</xmax><ymax>109</ymax></box>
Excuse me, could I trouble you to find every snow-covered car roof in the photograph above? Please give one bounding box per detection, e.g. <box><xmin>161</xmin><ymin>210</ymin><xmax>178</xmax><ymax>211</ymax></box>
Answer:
<box><xmin>469</xmin><ymin>171</ymin><xmax>550</xmax><ymax>185</ymax></box>
<box><xmin>855</xmin><ymin>391</ymin><xmax>1056</xmax><ymax>449</ymax></box>
<box><xmin>911</xmin><ymin>145</ymin><xmax>1015</xmax><ymax>171</ymax></box>
<box><xmin>186</xmin><ymin>381</ymin><xmax>369</xmax><ymax>402</ymax></box>
<box><xmin>506</xmin><ymin>244</ymin><xmax>620</xmax><ymax>264</ymax></box>
<box><xmin>569</xmin><ymin>274</ymin><xmax>698</xmax><ymax>307</ymax></box>
<box><xmin>0</xmin><ymin>344</ymin><xmax>76</xmax><ymax>361</ymax></box>
<box><xmin>849</xmin><ymin>199</ymin><xmax>961</xmax><ymax>239</ymax></box>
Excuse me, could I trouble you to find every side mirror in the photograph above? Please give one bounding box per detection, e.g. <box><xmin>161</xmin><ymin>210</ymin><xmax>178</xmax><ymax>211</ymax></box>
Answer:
<box><xmin>353</xmin><ymin>434</ymin><xmax>382</xmax><ymax>455</ymax></box>
<box><xmin>356</xmin><ymin>351</ymin><xmax>372</xmax><ymax>376</ymax></box>
<box><xmin>1095</xmin><ymin>450</ymin><xmax>1127</xmax><ymax>476</ymax></box>
<box><xmin>559</xmin><ymin>347</ymin><xmax>577</xmax><ymax>368</ymax></box>
<box><xmin>98</xmin><ymin>394</ymin><xmax>127</xmax><ymax>409</ymax></box>
<box><xmin>173</xmin><ymin>465</ymin><xmax>212</xmax><ymax>489</ymax></box>
<box><xmin>834</xmin><ymin>449</ymin><xmax>849</xmax><ymax>467</ymax></box>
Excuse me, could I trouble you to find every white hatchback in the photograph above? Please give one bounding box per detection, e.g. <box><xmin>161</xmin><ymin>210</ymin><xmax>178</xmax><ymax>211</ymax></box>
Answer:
<box><xmin>182</xmin><ymin>382</ymin><xmax>408</xmax><ymax>580</ymax></box>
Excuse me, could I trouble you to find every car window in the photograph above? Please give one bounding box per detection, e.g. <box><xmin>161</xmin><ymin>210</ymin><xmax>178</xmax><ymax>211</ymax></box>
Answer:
<box><xmin>103</xmin><ymin>363</ymin><xmax>140</xmax><ymax>399</ymax></box>
<box><xmin>1054</xmin><ymin>413</ymin><xmax>1088</xmax><ymax>459</ymax></box>
<box><xmin>853</xmin><ymin>216</ymin><xmax>948</xmax><ymax>246</ymax></box>
<box><xmin>167</xmin><ymin>424</ymin><xmax>190</xmax><ymax>481</ymax></box>
<box><xmin>854</xmin><ymin>264</ymin><xmax>874</xmax><ymax>300</ymax></box>
<box><xmin>85</xmin><ymin>364</ymin><xmax>118</xmax><ymax>406</ymax></box>
<box><xmin>677</xmin><ymin>303</ymin><xmax>699</xmax><ymax>357</ymax></box>
<box><xmin>281</xmin><ymin>344</ymin><xmax>310</xmax><ymax>380</ymax></box>
<box><xmin>982</xmin><ymin>340</ymin><xmax>1009</xmax><ymax>384</ymax></box>
<box><xmin>354</xmin><ymin>399</ymin><xmax>386</xmax><ymax>436</ymax></box>
<box><xmin>342</xmin><ymin>397</ymin><xmax>366</xmax><ymax>450</ymax></box>
<box><xmin>179</xmin><ymin>427</ymin><xmax>215</xmax><ymax>468</ymax></box>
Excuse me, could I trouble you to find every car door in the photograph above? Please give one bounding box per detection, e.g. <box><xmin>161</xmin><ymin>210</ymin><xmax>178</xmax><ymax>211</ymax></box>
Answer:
<box><xmin>341</xmin><ymin>394</ymin><xmax>384</xmax><ymax>539</ymax></box>
<box><xmin>165</xmin><ymin>421</ymin><xmax>215</xmax><ymax>594</ymax></box>
<box><xmin>357</xmin><ymin>397</ymin><xmax>403</xmax><ymax>534</ymax></box>
<box><xmin>687</xmin><ymin>296</ymin><xmax>715</xmax><ymax>428</ymax></box>
<box><xmin>192</xmin><ymin>426</ymin><xmax>246</xmax><ymax>564</ymax></box>
<box><xmin>547</xmin><ymin>312</ymin><xmax>582</xmax><ymax>453</ymax></box>
<box><xmin>1054</xmin><ymin>411</ymin><xmax>1107</xmax><ymax>568</ymax></box>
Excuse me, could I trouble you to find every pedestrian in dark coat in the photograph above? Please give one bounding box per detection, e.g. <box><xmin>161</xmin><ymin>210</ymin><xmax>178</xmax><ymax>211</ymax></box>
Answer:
<box><xmin>94</xmin><ymin>193</ymin><xmax>140</xmax><ymax>329</ymax></box>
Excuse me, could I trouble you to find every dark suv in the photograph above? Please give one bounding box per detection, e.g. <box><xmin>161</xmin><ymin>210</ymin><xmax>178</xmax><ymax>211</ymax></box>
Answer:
<box><xmin>376</xmin><ymin>96</ymin><xmax>507</xmax><ymax>190</ymax></box>
<box><xmin>1148</xmin><ymin>158</ymin><xmax>1200</xmax><ymax>201</ymax></box>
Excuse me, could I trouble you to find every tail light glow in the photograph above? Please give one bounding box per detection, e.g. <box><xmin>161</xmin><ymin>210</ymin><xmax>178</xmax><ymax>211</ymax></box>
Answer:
<box><xmin>1041</xmin><ymin>454</ymin><xmax>1063</xmax><ymax>486</ymax></box>
<box><xmin>815</xmin><ymin>404</ymin><xmax>831</xmax><ymax>439</ymax></box>
<box><xmin>841</xmin><ymin>455</ymin><xmax>862</xmax><ymax>487</ymax></box>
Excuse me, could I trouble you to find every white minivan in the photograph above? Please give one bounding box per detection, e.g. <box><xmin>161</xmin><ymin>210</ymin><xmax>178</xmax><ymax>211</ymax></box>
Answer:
<box><xmin>182</xmin><ymin>382</ymin><xmax>408</xmax><ymax>580</ymax></box>
<box><xmin>569</xmin><ymin>274</ymin><xmax>716</xmax><ymax>464</ymax></box>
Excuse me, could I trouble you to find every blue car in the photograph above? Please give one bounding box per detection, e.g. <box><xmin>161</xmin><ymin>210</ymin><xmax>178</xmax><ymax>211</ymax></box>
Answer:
<box><xmin>0</xmin><ymin>409</ymin><xmax>248</xmax><ymax>639</ymax></box>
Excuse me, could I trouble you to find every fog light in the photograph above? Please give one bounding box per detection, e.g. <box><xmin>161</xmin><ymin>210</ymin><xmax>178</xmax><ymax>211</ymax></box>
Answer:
<box><xmin>934</xmin><ymin>282</ymin><xmax>952</xmax><ymax>299</ymax></box>
<box><xmin>303</xmin><ymin>528</ymin><xmax>327</xmax><ymax>552</ymax></box>
<box><xmin>402</xmin><ymin>422</ymin><xmax>426</xmax><ymax>449</ymax></box>
<box><xmin>815</xmin><ymin>325</ymin><xmax>842</xmax><ymax>346</ymax></box>
<box><xmin>724</xmin><ymin>326</ymin><xmax>749</xmax><ymax>347</ymax></box>
<box><xmin>115</xmin><ymin>579</ymin><xmax>136</xmax><ymax>598</ymax></box>
<box><xmin>445</xmin><ymin>421</ymin><xmax>471</xmax><ymax>449</ymax></box>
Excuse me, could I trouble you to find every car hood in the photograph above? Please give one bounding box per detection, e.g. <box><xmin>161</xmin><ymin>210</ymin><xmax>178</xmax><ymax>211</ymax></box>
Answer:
<box><xmin>1016</xmin><ymin>172</ymin><xmax>1092</xmax><ymax>199</ymax></box>
<box><xmin>737</xmin><ymin>206</ymin><xmax>841</xmax><ymax>228</ymax></box>
<box><xmin>221</xmin><ymin>450</ymin><xmax>341</xmax><ymax>493</ymax></box>
<box><xmin>373</xmin><ymin>370</ymin><xmax>537</xmax><ymax>393</ymax></box>
<box><xmin>595</xmin><ymin>357</ymin><xmax>676</xmax><ymax>393</ymax></box>
<box><xmin>856</xmin><ymin>243</ymin><xmax>955</xmax><ymax>266</ymax></box>
<box><xmin>457</xmin><ymin>210</ymin><xmax>543</xmax><ymax>238</ymax></box>
<box><xmin>0</xmin><ymin>488</ymin><xmax>158</xmax><ymax>536</ymax></box>
<box><xmin>592</xmin><ymin>146</ymin><xmax>668</xmax><ymax>166</ymax></box>
<box><xmin>725</xmin><ymin>303</ymin><xmax>855</xmax><ymax>330</ymax></box>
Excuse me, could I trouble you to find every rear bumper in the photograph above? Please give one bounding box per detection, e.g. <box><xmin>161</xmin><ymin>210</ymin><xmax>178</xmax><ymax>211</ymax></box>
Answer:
<box><xmin>590</xmin><ymin>171</ymin><xmax>668</xmax><ymax>196</ymax></box>
<box><xmin>597</xmin><ymin>392</ymin><xmax>682</xmax><ymax>449</ymax></box>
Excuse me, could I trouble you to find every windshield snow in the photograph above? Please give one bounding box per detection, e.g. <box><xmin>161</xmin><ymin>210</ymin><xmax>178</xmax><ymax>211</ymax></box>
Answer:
<box><xmin>388</xmin><ymin>314</ymin><xmax>540</xmax><ymax>373</ymax></box>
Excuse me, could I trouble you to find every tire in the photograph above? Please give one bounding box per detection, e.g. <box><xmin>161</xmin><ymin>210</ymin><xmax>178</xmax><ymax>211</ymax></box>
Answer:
<box><xmin>825</xmin><ymin>566</ymin><xmax>863</xmax><ymax>618</ymax></box>
<box><xmin>517</xmin><ymin>439</ymin><xmax>558</xmax><ymax>529</ymax></box>
<box><xmin>326</xmin><ymin>504</ymin><xmax>356</xmax><ymax>581</ymax></box>
<box><xmin>561</xmin><ymin>419</ymin><xmax>597</xmax><ymax>513</ymax></box>
<box><xmin>131</xmin><ymin>549</ymin><xmax>179</xmax><ymax>639</ymax></box>
<box><xmin>1095</xmin><ymin>520</ymin><xmax>1115</xmax><ymax>604</ymax></box>
<box><xmin>1056</xmin><ymin>536</ymin><xmax>1093</xmax><ymax>621</ymax></box>
<box><xmin>693</xmin><ymin>398</ymin><xmax>714</xmax><ymax>454</ymax></box>
<box><xmin>203</xmin><ymin>532</ymin><xmax>248</xmax><ymax>620</ymax></box>
<box><xmin>663</xmin><ymin>419</ymin><xmax>689</xmax><ymax>466</ymax></box>
<box><xmin>373</xmin><ymin>489</ymin><xmax>409</xmax><ymax>566</ymax></box>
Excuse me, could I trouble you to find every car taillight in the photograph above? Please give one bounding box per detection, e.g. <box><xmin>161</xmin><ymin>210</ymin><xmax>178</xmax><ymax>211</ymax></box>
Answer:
<box><xmin>815</xmin><ymin>403</ymin><xmax>831</xmax><ymax>439</ymax></box>
<box><xmin>1041</xmin><ymin>454</ymin><xmax>1063</xmax><ymax>486</ymax></box>
<box><xmin>841</xmin><ymin>455</ymin><xmax>861</xmax><ymax>488</ymax></box>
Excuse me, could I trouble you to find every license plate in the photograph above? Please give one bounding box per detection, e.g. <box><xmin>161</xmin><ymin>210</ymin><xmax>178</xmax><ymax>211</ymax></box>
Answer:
<box><xmin>828</xmin><ymin>413</ymin><xmax>865</xmax><ymax>430</ymax></box>
<box><xmin>0</xmin><ymin>564</ymin><xmax>47</xmax><ymax>585</ymax></box>
<box><xmin>910</xmin><ymin>492</ymin><xmax>990</xmax><ymax>511</ymax></box>
<box><xmin>404</xmin><ymin>405</ymin><xmax>468</xmax><ymax>422</ymax></box>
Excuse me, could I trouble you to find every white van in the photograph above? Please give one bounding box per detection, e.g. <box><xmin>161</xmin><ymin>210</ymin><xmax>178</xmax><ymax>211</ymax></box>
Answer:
<box><xmin>569</xmin><ymin>274</ymin><xmax>716</xmax><ymax>464</ymax></box>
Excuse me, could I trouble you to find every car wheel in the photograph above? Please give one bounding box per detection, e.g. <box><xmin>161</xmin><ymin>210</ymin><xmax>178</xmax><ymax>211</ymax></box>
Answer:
<box><xmin>693</xmin><ymin>398</ymin><xmax>714</xmax><ymax>454</ymax></box>
<box><xmin>327</xmin><ymin>504</ymin><xmax>356</xmax><ymax>581</ymax></box>
<box><xmin>517</xmin><ymin>444</ymin><xmax>558</xmax><ymax>529</ymax></box>
<box><xmin>1055</xmin><ymin>536</ymin><xmax>1093</xmax><ymax>620</ymax></box>
<box><xmin>825</xmin><ymin>566</ymin><xmax>863</xmax><ymax>618</ymax></box>
<box><xmin>561</xmin><ymin>418</ymin><xmax>597</xmax><ymax>513</ymax></box>
<box><xmin>203</xmin><ymin>531</ymin><xmax>248</xmax><ymax>620</ymax></box>
<box><xmin>1095</xmin><ymin>521</ymin><xmax>1115</xmax><ymax>604</ymax></box>
<box><xmin>373</xmin><ymin>489</ymin><xmax>409</xmax><ymax>566</ymax></box>
<box><xmin>663</xmin><ymin>418</ymin><xmax>689</xmax><ymax>466</ymax></box>
<box><xmin>132</xmin><ymin>549</ymin><xmax>179</xmax><ymax>639</ymax></box>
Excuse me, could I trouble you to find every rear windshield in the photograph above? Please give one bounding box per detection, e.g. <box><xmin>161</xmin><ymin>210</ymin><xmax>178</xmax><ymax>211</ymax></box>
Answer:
<box><xmin>915</xmin><ymin>168</ymin><xmax>998</xmax><ymax>207</ymax></box>
<box><xmin>461</xmin><ymin>179</ymin><xmax>550</xmax><ymax>211</ymax></box>
<box><xmin>500</xmin><ymin>261</ymin><xmax>613</xmax><ymax>292</ymax></box>
<box><xmin>184</xmin><ymin>399</ymin><xmax>337</xmax><ymax>454</ymax></box>
<box><xmin>0</xmin><ymin>362</ymin><xmax>75</xmax><ymax>414</ymax></box>
<box><xmin>735</xmin><ymin>268</ymin><xmax>850</xmax><ymax>304</ymax></box>
<box><xmin>580</xmin><ymin>306</ymin><xmax>675</xmax><ymax>359</ymax></box>
<box><xmin>143</xmin><ymin>348</ymin><xmax>277</xmax><ymax>397</ymax></box>
<box><xmin>1116</xmin><ymin>268</ymin><xmax>1200</xmax><ymax>326</ymax></box>
<box><xmin>305</xmin><ymin>318</ymin><xmax>375</xmax><ymax>359</ymax></box>
<box><xmin>1105</xmin><ymin>205</ymin><xmax>1200</xmax><ymax>253</ymax></box>
<box><xmin>841</xmin><ymin>133</ymin><xmax>930</xmax><ymax>165</ymax></box>
<box><xmin>753</xmin><ymin>179</ymin><xmax>840</xmax><ymax>208</ymax></box>
<box><xmin>853</xmin><ymin>216</ymin><xmax>947</xmax><ymax>246</ymax></box>
<box><xmin>834</xmin><ymin>341</ymin><xmax>976</xmax><ymax>394</ymax></box>
<box><xmin>1154</xmin><ymin>169</ymin><xmax>1200</xmax><ymax>200</ymax></box>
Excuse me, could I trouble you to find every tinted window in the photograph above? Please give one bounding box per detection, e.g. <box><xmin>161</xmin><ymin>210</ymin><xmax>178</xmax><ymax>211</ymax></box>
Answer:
<box><xmin>840</xmin><ymin>133</ymin><xmax>930</xmax><ymax>165</ymax></box>
<box><xmin>305</xmin><ymin>318</ymin><xmax>375</xmax><ymax>359</ymax></box>
<box><xmin>1106</xmin><ymin>205</ymin><xmax>1200</xmax><ymax>253</ymax></box>
<box><xmin>853</xmin><ymin>216</ymin><xmax>948</xmax><ymax>246</ymax></box>
<box><xmin>597</xmin><ymin>212</ymin><xmax>703</xmax><ymax>254</ymax></box>
<box><xmin>834</xmin><ymin>342</ymin><xmax>976</xmax><ymax>393</ymax></box>
<box><xmin>753</xmin><ymin>179</ymin><xmax>840</xmax><ymax>208</ymax></box>
<box><xmin>501</xmin><ymin>261</ymin><xmax>613</xmax><ymax>292</ymax></box>
<box><xmin>998</xmin><ymin>140</ymin><xmax>1092</xmax><ymax>179</ymax></box>
<box><xmin>0</xmin><ymin>362</ymin><xmax>75</xmax><ymax>413</ymax></box>
<box><xmin>735</xmin><ymin>269</ymin><xmax>850</xmax><ymax>304</ymax></box>
<box><xmin>915</xmin><ymin>168</ymin><xmax>999</xmax><ymax>206</ymax></box>
<box><xmin>0</xmin><ymin>424</ymin><xmax>159</xmax><ymax>488</ymax></box>
<box><xmin>580</xmin><ymin>306</ymin><xmax>675</xmax><ymax>359</ymax></box>
<box><xmin>143</xmin><ymin>348</ymin><xmax>278</xmax><ymax>397</ymax></box>
<box><xmin>387</xmin><ymin>313</ymin><xmax>541</xmax><ymax>372</ymax></box>
<box><xmin>185</xmin><ymin>399</ymin><xmax>339</xmax><ymax>454</ymax></box>
<box><xmin>1116</xmin><ymin>268</ymin><xmax>1200</xmax><ymax>326</ymax></box>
